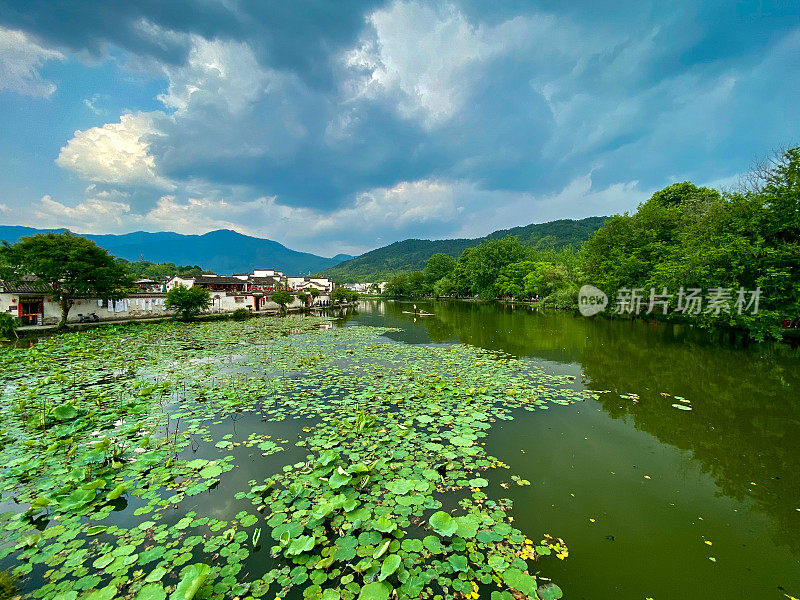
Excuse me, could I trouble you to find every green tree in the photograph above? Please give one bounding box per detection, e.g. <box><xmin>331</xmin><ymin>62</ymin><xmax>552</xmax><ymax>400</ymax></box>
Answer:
<box><xmin>433</xmin><ymin>275</ymin><xmax>458</xmax><ymax>297</ymax></box>
<box><xmin>523</xmin><ymin>262</ymin><xmax>571</xmax><ymax>298</ymax></box>
<box><xmin>0</xmin><ymin>313</ymin><xmax>18</xmax><ymax>339</ymax></box>
<box><xmin>383</xmin><ymin>273</ymin><xmax>410</xmax><ymax>298</ymax></box>
<box><xmin>296</xmin><ymin>291</ymin><xmax>310</xmax><ymax>306</ymax></box>
<box><xmin>462</xmin><ymin>236</ymin><xmax>528</xmax><ymax>298</ymax></box>
<box><xmin>0</xmin><ymin>232</ymin><xmax>131</xmax><ymax>329</ymax></box>
<box><xmin>165</xmin><ymin>285</ymin><xmax>211</xmax><ymax>321</ymax></box>
<box><xmin>271</xmin><ymin>289</ymin><xmax>294</xmax><ymax>312</ymax></box>
<box><xmin>495</xmin><ymin>260</ymin><xmax>538</xmax><ymax>298</ymax></box>
<box><xmin>407</xmin><ymin>270</ymin><xmax>428</xmax><ymax>296</ymax></box>
<box><xmin>331</xmin><ymin>287</ymin><xmax>359</xmax><ymax>303</ymax></box>
<box><xmin>424</xmin><ymin>253</ymin><xmax>456</xmax><ymax>285</ymax></box>
<box><xmin>309</xmin><ymin>288</ymin><xmax>321</xmax><ymax>305</ymax></box>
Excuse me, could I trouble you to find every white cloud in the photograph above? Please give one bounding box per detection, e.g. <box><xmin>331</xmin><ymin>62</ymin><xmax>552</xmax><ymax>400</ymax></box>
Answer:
<box><xmin>323</xmin><ymin>179</ymin><xmax>459</xmax><ymax>230</ymax></box>
<box><xmin>341</xmin><ymin>2</ymin><xmax>598</xmax><ymax>130</ymax></box>
<box><xmin>343</xmin><ymin>1</ymin><xmax>501</xmax><ymax>127</ymax></box>
<box><xmin>142</xmin><ymin>195</ymin><xmax>264</xmax><ymax>235</ymax></box>
<box><xmin>0</xmin><ymin>26</ymin><xmax>64</xmax><ymax>97</ymax></box>
<box><xmin>57</xmin><ymin>36</ymin><xmax>313</xmax><ymax>187</ymax></box>
<box><xmin>56</xmin><ymin>113</ymin><xmax>173</xmax><ymax>188</ymax></box>
<box><xmin>32</xmin><ymin>192</ymin><xmax>132</xmax><ymax>232</ymax></box>
<box><xmin>158</xmin><ymin>36</ymin><xmax>269</xmax><ymax>116</ymax></box>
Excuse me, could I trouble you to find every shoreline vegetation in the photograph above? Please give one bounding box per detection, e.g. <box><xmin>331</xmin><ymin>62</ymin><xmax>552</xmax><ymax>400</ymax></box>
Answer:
<box><xmin>377</xmin><ymin>147</ymin><xmax>800</xmax><ymax>342</ymax></box>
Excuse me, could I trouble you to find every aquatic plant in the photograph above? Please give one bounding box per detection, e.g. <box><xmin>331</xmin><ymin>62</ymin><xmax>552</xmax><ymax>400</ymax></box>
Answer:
<box><xmin>0</xmin><ymin>316</ymin><xmax>592</xmax><ymax>599</ymax></box>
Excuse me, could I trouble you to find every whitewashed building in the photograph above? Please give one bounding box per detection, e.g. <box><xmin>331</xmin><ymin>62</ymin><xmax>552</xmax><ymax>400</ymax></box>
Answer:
<box><xmin>0</xmin><ymin>279</ymin><xmax>170</xmax><ymax>326</ymax></box>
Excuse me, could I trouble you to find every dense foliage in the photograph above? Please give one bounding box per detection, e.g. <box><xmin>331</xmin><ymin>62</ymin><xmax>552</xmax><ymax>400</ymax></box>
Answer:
<box><xmin>331</xmin><ymin>288</ymin><xmax>360</xmax><ymax>304</ymax></box>
<box><xmin>581</xmin><ymin>147</ymin><xmax>800</xmax><ymax>340</ymax></box>
<box><xmin>118</xmin><ymin>259</ymin><xmax>209</xmax><ymax>281</ymax></box>
<box><xmin>0</xmin><ymin>313</ymin><xmax>17</xmax><ymax>339</ymax></box>
<box><xmin>383</xmin><ymin>147</ymin><xmax>800</xmax><ymax>339</ymax></box>
<box><xmin>0</xmin><ymin>232</ymin><xmax>132</xmax><ymax>329</ymax></box>
<box><xmin>270</xmin><ymin>289</ymin><xmax>294</xmax><ymax>311</ymax></box>
<box><xmin>321</xmin><ymin>218</ymin><xmax>606</xmax><ymax>283</ymax></box>
<box><xmin>165</xmin><ymin>284</ymin><xmax>212</xmax><ymax>320</ymax></box>
<box><xmin>384</xmin><ymin>244</ymin><xmax>581</xmax><ymax>308</ymax></box>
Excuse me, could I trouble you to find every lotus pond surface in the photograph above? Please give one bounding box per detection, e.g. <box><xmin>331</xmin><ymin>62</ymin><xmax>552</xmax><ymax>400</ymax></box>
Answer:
<box><xmin>0</xmin><ymin>300</ymin><xmax>798</xmax><ymax>600</ymax></box>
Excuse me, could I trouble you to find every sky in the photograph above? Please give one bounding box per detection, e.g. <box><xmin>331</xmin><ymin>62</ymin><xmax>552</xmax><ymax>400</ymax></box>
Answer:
<box><xmin>0</xmin><ymin>1</ymin><xmax>797</xmax><ymax>256</ymax></box>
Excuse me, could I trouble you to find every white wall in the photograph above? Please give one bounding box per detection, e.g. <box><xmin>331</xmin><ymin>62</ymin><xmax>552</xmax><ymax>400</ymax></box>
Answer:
<box><xmin>0</xmin><ymin>293</ymin><xmax>172</xmax><ymax>324</ymax></box>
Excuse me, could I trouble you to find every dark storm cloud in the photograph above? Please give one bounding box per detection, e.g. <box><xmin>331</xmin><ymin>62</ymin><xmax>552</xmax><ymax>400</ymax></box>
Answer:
<box><xmin>0</xmin><ymin>0</ymin><xmax>797</xmax><ymax>253</ymax></box>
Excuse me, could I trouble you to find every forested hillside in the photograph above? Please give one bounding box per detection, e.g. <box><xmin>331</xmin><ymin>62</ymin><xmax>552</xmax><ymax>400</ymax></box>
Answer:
<box><xmin>382</xmin><ymin>147</ymin><xmax>800</xmax><ymax>341</ymax></box>
<box><xmin>321</xmin><ymin>217</ymin><xmax>606</xmax><ymax>282</ymax></box>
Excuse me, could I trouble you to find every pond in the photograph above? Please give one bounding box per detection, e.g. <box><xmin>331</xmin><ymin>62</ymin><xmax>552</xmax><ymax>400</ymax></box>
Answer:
<box><xmin>0</xmin><ymin>302</ymin><xmax>797</xmax><ymax>600</ymax></box>
<box><xmin>350</xmin><ymin>299</ymin><xmax>800</xmax><ymax>600</ymax></box>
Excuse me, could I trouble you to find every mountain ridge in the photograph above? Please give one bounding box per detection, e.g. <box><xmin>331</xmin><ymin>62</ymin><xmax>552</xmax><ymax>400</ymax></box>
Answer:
<box><xmin>319</xmin><ymin>216</ymin><xmax>607</xmax><ymax>282</ymax></box>
<box><xmin>0</xmin><ymin>227</ymin><xmax>354</xmax><ymax>275</ymax></box>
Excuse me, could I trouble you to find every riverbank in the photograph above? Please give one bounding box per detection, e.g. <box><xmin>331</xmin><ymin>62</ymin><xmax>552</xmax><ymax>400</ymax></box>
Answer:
<box><xmin>377</xmin><ymin>296</ymin><xmax>799</xmax><ymax>344</ymax></box>
<box><xmin>9</xmin><ymin>301</ymin><xmax>359</xmax><ymax>337</ymax></box>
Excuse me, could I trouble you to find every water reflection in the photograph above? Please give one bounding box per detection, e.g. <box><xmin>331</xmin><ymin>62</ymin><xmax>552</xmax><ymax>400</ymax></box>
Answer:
<box><xmin>350</xmin><ymin>300</ymin><xmax>800</xmax><ymax>597</ymax></box>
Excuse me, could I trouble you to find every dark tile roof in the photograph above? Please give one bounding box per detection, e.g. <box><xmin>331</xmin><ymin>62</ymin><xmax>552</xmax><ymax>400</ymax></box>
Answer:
<box><xmin>194</xmin><ymin>275</ymin><xmax>246</xmax><ymax>285</ymax></box>
<box><xmin>0</xmin><ymin>279</ymin><xmax>52</xmax><ymax>294</ymax></box>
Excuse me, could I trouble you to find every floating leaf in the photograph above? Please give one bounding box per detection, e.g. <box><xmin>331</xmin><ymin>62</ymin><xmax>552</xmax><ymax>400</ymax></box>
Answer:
<box><xmin>136</xmin><ymin>583</ymin><xmax>167</xmax><ymax>600</ymax></box>
<box><xmin>53</xmin><ymin>404</ymin><xmax>78</xmax><ymax>420</ymax></box>
<box><xmin>379</xmin><ymin>554</ymin><xmax>401</xmax><ymax>581</ymax></box>
<box><xmin>358</xmin><ymin>581</ymin><xmax>392</xmax><ymax>600</ymax></box>
<box><xmin>502</xmin><ymin>568</ymin><xmax>537</xmax><ymax>596</ymax></box>
<box><xmin>448</xmin><ymin>554</ymin><xmax>468</xmax><ymax>572</ymax></box>
<box><xmin>373</xmin><ymin>516</ymin><xmax>397</xmax><ymax>533</ymax></box>
<box><xmin>429</xmin><ymin>511</ymin><xmax>457</xmax><ymax>537</ymax></box>
<box><xmin>106</xmin><ymin>482</ymin><xmax>131</xmax><ymax>501</ymax></box>
<box><xmin>171</xmin><ymin>563</ymin><xmax>211</xmax><ymax>600</ymax></box>
<box><xmin>536</xmin><ymin>583</ymin><xmax>563</xmax><ymax>600</ymax></box>
<box><xmin>85</xmin><ymin>585</ymin><xmax>117</xmax><ymax>600</ymax></box>
<box><xmin>329</xmin><ymin>469</ymin><xmax>352</xmax><ymax>489</ymax></box>
<box><xmin>287</xmin><ymin>535</ymin><xmax>316</xmax><ymax>556</ymax></box>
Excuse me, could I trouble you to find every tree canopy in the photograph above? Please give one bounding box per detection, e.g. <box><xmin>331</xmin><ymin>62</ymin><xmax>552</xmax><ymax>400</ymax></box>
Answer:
<box><xmin>164</xmin><ymin>284</ymin><xmax>211</xmax><ymax>320</ymax></box>
<box><xmin>270</xmin><ymin>290</ymin><xmax>294</xmax><ymax>311</ymax></box>
<box><xmin>1</xmin><ymin>232</ymin><xmax>131</xmax><ymax>328</ymax></box>
<box><xmin>380</xmin><ymin>145</ymin><xmax>800</xmax><ymax>340</ymax></box>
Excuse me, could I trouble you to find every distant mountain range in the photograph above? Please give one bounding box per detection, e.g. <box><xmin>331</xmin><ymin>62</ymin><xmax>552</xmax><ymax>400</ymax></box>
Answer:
<box><xmin>0</xmin><ymin>227</ymin><xmax>353</xmax><ymax>275</ymax></box>
<box><xmin>0</xmin><ymin>216</ymin><xmax>606</xmax><ymax>282</ymax></box>
<box><xmin>320</xmin><ymin>217</ymin><xmax>607</xmax><ymax>282</ymax></box>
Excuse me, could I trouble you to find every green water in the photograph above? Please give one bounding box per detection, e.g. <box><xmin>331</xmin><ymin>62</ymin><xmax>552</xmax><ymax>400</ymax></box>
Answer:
<box><xmin>348</xmin><ymin>299</ymin><xmax>800</xmax><ymax>600</ymax></box>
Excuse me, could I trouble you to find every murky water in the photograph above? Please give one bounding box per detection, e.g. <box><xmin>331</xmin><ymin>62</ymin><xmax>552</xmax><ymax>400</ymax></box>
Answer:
<box><xmin>4</xmin><ymin>303</ymin><xmax>797</xmax><ymax>599</ymax></box>
<box><xmin>348</xmin><ymin>299</ymin><xmax>800</xmax><ymax>600</ymax></box>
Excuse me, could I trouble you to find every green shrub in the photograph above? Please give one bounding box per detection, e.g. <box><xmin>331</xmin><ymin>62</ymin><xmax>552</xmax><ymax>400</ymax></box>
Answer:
<box><xmin>165</xmin><ymin>284</ymin><xmax>211</xmax><ymax>321</ymax></box>
<box><xmin>232</xmin><ymin>308</ymin><xmax>251</xmax><ymax>321</ymax></box>
<box><xmin>0</xmin><ymin>313</ymin><xmax>18</xmax><ymax>339</ymax></box>
<box><xmin>271</xmin><ymin>290</ymin><xmax>294</xmax><ymax>311</ymax></box>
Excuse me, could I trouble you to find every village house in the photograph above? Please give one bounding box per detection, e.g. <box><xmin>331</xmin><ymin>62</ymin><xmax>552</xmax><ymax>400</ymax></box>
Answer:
<box><xmin>165</xmin><ymin>269</ymin><xmax>335</xmax><ymax>313</ymax></box>
<box><xmin>287</xmin><ymin>276</ymin><xmax>334</xmax><ymax>294</ymax></box>
<box><xmin>2</xmin><ymin>267</ymin><xmax>339</xmax><ymax>326</ymax></box>
<box><xmin>134</xmin><ymin>278</ymin><xmax>164</xmax><ymax>293</ymax></box>
<box><xmin>0</xmin><ymin>278</ymin><xmax>170</xmax><ymax>326</ymax></box>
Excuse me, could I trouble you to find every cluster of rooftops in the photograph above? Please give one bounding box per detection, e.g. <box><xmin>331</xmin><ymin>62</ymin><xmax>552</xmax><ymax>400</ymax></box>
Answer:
<box><xmin>160</xmin><ymin>269</ymin><xmax>335</xmax><ymax>294</ymax></box>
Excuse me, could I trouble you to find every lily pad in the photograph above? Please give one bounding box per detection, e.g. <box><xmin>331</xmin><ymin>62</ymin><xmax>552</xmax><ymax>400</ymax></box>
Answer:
<box><xmin>358</xmin><ymin>581</ymin><xmax>392</xmax><ymax>600</ymax></box>
<box><xmin>429</xmin><ymin>511</ymin><xmax>457</xmax><ymax>537</ymax></box>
